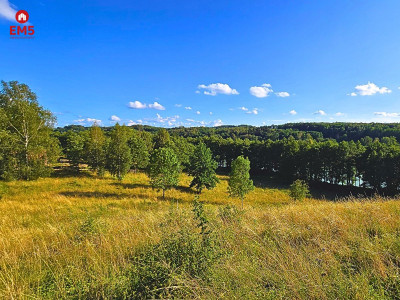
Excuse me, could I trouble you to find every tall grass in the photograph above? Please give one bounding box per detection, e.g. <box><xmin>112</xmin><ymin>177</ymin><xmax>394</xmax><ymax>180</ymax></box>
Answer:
<box><xmin>0</xmin><ymin>172</ymin><xmax>399</xmax><ymax>298</ymax></box>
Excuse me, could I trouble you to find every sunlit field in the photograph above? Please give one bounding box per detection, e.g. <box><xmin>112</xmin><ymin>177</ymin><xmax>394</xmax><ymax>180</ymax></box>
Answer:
<box><xmin>1</xmin><ymin>172</ymin><xmax>400</xmax><ymax>299</ymax></box>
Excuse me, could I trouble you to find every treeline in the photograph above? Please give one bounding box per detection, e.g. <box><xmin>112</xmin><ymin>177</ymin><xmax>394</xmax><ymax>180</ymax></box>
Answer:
<box><xmin>3</xmin><ymin>81</ymin><xmax>400</xmax><ymax>195</ymax></box>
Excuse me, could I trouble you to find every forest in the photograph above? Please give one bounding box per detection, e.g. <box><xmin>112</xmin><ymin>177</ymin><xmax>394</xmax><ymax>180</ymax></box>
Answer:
<box><xmin>2</xmin><ymin>81</ymin><xmax>400</xmax><ymax>196</ymax></box>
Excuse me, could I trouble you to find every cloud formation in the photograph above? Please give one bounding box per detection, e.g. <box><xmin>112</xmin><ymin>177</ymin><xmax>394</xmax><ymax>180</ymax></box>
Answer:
<box><xmin>128</xmin><ymin>100</ymin><xmax>165</xmax><ymax>110</ymax></box>
<box><xmin>246</xmin><ymin>108</ymin><xmax>259</xmax><ymax>115</ymax></box>
<box><xmin>314</xmin><ymin>110</ymin><xmax>327</xmax><ymax>116</ymax></box>
<box><xmin>275</xmin><ymin>91</ymin><xmax>290</xmax><ymax>98</ymax></box>
<box><xmin>350</xmin><ymin>82</ymin><xmax>392</xmax><ymax>96</ymax></box>
<box><xmin>148</xmin><ymin>101</ymin><xmax>165</xmax><ymax>110</ymax></box>
<box><xmin>75</xmin><ymin>118</ymin><xmax>102</xmax><ymax>125</ymax></box>
<box><xmin>335</xmin><ymin>112</ymin><xmax>345</xmax><ymax>116</ymax></box>
<box><xmin>289</xmin><ymin>110</ymin><xmax>297</xmax><ymax>115</ymax></box>
<box><xmin>249</xmin><ymin>83</ymin><xmax>273</xmax><ymax>98</ymax></box>
<box><xmin>109</xmin><ymin>115</ymin><xmax>121</xmax><ymax>122</ymax></box>
<box><xmin>374</xmin><ymin>112</ymin><xmax>400</xmax><ymax>117</ymax></box>
<box><xmin>197</xmin><ymin>83</ymin><xmax>239</xmax><ymax>96</ymax></box>
<box><xmin>0</xmin><ymin>0</ymin><xmax>17</xmax><ymax>22</ymax></box>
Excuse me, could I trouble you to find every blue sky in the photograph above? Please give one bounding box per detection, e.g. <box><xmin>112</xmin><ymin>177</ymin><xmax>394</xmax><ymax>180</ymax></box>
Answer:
<box><xmin>1</xmin><ymin>0</ymin><xmax>400</xmax><ymax>127</ymax></box>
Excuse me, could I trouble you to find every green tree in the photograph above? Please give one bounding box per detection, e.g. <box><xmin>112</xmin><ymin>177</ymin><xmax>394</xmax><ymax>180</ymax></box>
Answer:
<box><xmin>148</xmin><ymin>147</ymin><xmax>180</xmax><ymax>199</ymax></box>
<box><xmin>289</xmin><ymin>179</ymin><xmax>310</xmax><ymax>201</ymax></box>
<box><xmin>85</xmin><ymin>124</ymin><xmax>106</xmax><ymax>176</ymax></box>
<box><xmin>106</xmin><ymin>124</ymin><xmax>132</xmax><ymax>180</ymax></box>
<box><xmin>0</xmin><ymin>81</ymin><xmax>60</xmax><ymax>180</ymax></box>
<box><xmin>65</xmin><ymin>131</ymin><xmax>87</xmax><ymax>172</ymax></box>
<box><xmin>128</xmin><ymin>131</ymin><xmax>150</xmax><ymax>171</ymax></box>
<box><xmin>228</xmin><ymin>156</ymin><xmax>254</xmax><ymax>209</ymax></box>
<box><xmin>188</xmin><ymin>142</ymin><xmax>219</xmax><ymax>193</ymax></box>
<box><xmin>153</xmin><ymin>128</ymin><xmax>171</xmax><ymax>149</ymax></box>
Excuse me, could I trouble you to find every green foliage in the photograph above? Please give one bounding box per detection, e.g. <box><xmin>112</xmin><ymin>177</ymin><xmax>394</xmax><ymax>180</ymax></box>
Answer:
<box><xmin>125</xmin><ymin>200</ymin><xmax>219</xmax><ymax>299</ymax></box>
<box><xmin>228</xmin><ymin>156</ymin><xmax>254</xmax><ymax>209</ymax></box>
<box><xmin>289</xmin><ymin>179</ymin><xmax>310</xmax><ymax>201</ymax></box>
<box><xmin>153</xmin><ymin>128</ymin><xmax>171</xmax><ymax>149</ymax></box>
<box><xmin>85</xmin><ymin>124</ymin><xmax>106</xmax><ymax>176</ymax></box>
<box><xmin>106</xmin><ymin>124</ymin><xmax>132</xmax><ymax>180</ymax></box>
<box><xmin>0</xmin><ymin>182</ymin><xmax>7</xmax><ymax>199</ymax></box>
<box><xmin>147</xmin><ymin>147</ymin><xmax>181</xmax><ymax>199</ymax></box>
<box><xmin>128</xmin><ymin>131</ymin><xmax>150</xmax><ymax>170</ymax></box>
<box><xmin>65</xmin><ymin>131</ymin><xmax>87</xmax><ymax>172</ymax></box>
<box><xmin>188</xmin><ymin>142</ymin><xmax>219</xmax><ymax>193</ymax></box>
<box><xmin>0</xmin><ymin>81</ymin><xmax>60</xmax><ymax>180</ymax></box>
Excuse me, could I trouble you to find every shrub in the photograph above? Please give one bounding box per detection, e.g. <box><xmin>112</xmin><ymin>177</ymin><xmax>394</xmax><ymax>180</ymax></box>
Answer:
<box><xmin>289</xmin><ymin>179</ymin><xmax>310</xmax><ymax>201</ymax></box>
<box><xmin>125</xmin><ymin>199</ymin><xmax>220</xmax><ymax>299</ymax></box>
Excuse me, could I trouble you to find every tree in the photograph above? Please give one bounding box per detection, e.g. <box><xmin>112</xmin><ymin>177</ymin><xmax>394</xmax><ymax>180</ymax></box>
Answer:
<box><xmin>0</xmin><ymin>81</ymin><xmax>60</xmax><ymax>180</ymax></box>
<box><xmin>85</xmin><ymin>124</ymin><xmax>106</xmax><ymax>176</ymax></box>
<box><xmin>65</xmin><ymin>131</ymin><xmax>86</xmax><ymax>172</ymax></box>
<box><xmin>153</xmin><ymin>128</ymin><xmax>171</xmax><ymax>149</ymax></box>
<box><xmin>147</xmin><ymin>147</ymin><xmax>181</xmax><ymax>199</ymax></box>
<box><xmin>106</xmin><ymin>124</ymin><xmax>132</xmax><ymax>180</ymax></box>
<box><xmin>228</xmin><ymin>156</ymin><xmax>254</xmax><ymax>209</ymax></box>
<box><xmin>128</xmin><ymin>131</ymin><xmax>150</xmax><ymax>171</ymax></box>
<box><xmin>188</xmin><ymin>142</ymin><xmax>219</xmax><ymax>193</ymax></box>
<box><xmin>289</xmin><ymin>179</ymin><xmax>310</xmax><ymax>201</ymax></box>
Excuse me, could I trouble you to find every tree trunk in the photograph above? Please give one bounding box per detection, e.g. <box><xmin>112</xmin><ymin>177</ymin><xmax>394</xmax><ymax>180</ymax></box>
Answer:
<box><xmin>162</xmin><ymin>189</ymin><xmax>165</xmax><ymax>200</ymax></box>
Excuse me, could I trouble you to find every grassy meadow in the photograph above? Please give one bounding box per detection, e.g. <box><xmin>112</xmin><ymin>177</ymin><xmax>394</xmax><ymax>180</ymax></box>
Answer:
<box><xmin>1</xmin><ymin>172</ymin><xmax>400</xmax><ymax>299</ymax></box>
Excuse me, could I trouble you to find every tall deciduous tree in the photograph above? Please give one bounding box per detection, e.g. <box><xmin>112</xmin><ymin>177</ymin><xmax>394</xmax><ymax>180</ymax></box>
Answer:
<box><xmin>0</xmin><ymin>81</ymin><xmax>60</xmax><ymax>180</ymax></box>
<box><xmin>147</xmin><ymin>147</ymin><xmax>180</xmax><ymax>199</ymax></box>
<box><xmin>128</xmin><ymin>131</ymin><xmax>150</xmax><ymax>171</ymax></box>
<box><xmin>106</xmin><ymin>124</ymin><xmax>132</xmax><ymax>180</ymax></box>
<box><xmin>153</xmin><ymin>128</ymin><xmax>171</xmax><ymax>149</ymax></box>
<box><xmin>228</xmin><ymin>156</ymin><xmax>254</xmax><ymax>209</ymax></box>
<box><xmin>188</xmin><ymin>142</ymin><xmax>219</xmax><ymax>193</ymax></box>
<box><xmin>85</xmin><ymin>124</ymin><xmax>106</xmax><ymax>176</ymax></box>
<box><xmin>65</xmin><ymin>131</ymin><xmax>87</xmax><ymax>172</ymax></box>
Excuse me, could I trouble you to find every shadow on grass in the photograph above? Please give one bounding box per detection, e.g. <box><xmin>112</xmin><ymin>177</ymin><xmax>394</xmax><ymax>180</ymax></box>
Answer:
<box><xmin>112</xmin><ymin>182</ymin><xmax>196</xmax><ymax>195</ymax></box>
<box><xmin>52</xmin><ymin>168</ymin><xmax>95</xmax><ymax>179</ymax></box>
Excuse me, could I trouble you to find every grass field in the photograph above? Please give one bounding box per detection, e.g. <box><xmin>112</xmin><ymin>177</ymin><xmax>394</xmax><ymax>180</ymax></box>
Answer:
<box><xmin>1</xmin><ymin>172</ymin><xmax>400</xmax><ymax>299</ymax></box>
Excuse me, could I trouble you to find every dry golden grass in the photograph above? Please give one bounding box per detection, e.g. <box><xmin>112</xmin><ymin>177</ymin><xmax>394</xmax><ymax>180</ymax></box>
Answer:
<box><xmin>0</xmin><ymin>172</ymin><xmax>399</xmax><ymax>299</ymax></box>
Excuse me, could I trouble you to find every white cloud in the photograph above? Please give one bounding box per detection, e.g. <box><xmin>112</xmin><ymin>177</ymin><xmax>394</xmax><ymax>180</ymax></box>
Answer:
<box><xmin>127</xmin><ymin>120</ymin><xmax>136</xmax><ymax>126</ymax></box>
<box><xmin>148</xmin><ymin>101</ymin><xmax>165</xmax><ymax>110</ymax></box>
<box><xmin>185</xmin><ymin>106</ymin><xmax>192</xmax><ymax>110</ymax></box>
<box><xmin>196</xmin><ymin>111</ymin><xmax>200</xmax><ymax>115</ymax></box>
<box><xmin>275</xmin><ymin>91</ymin><xmax>290</xmax><ymax>98</ymax></box>
<box><xmin>314</xmin><ymin>110</ymin><xmax>326</xmax><ymax>116</ymax></box>
<box><xmin>350</xmin><ymin>82</ymin><xmax>392</xmax><ymax>96</ymax></box>
<box><xmin>128</xmin><ymin>101</ymin><xmax>147</xmax><ymax>109</ymax></box>
<box><xmin>213</xmin><ymin>119</ymin><xmax>223</xmax><ymax>127</ymax></box>
<box><xmin>239</xmin><ymin>106</ymin><xmax>248</xmax><ymax>111</ymax></box>
<box><xmin>335</xmin><ymin>112</ymin><xmax>345</xmax><ymax>116</ymax></box>
<box><xmin>74</xmin><ymin>118</ymin><xmax>102</xmax><ymax>125</ymax></box>
<box><xmin>374</xmin><ymin>112</ymin><xmax>400</xmax><ymax>117</ymax></box>
<box><xmin>109</xmin><ymin>115</ymin><xmax>121</xmax><ymax>122</ymax></box>
<box><xmin>209</xmin><ymin>112</ymin><xmax>213</xmax><ymax>115</ymax></box>
<box><xmin>289</xmin><ymin>110</ymin><xmax>297</xmax><ymax>115</ymax></box>
<box><xmin>129</xmin><ymin>100</ymin><xmax>165</xmax><ymax>110</ymax></box>
<box><xmin>0</xmin><ymin>0</ymin><xmax>17</xmax><ymax>22</ymax></box>
<box><xmin>152</xmin><ymin>114</ymin><xmax>180</xmax><ymax>126</ymax></box>
<box><xmin>249</xmin><ymin>83</ymin><xmax>273</xmax><ymax>98</ymax></box>
<box><xmin>197</xmin><ymin>83</ymin><xmax>239</xmax><ymax>96</ymax></box>
<box><xmin>246</xmin><ymin>108</ymin><xmax>259</xmax><ymax>115</ymax></box>
<box><xmin>174</xmin><ymin>104</ymin><xmax>182</xmax><ymax>107</ymax></box>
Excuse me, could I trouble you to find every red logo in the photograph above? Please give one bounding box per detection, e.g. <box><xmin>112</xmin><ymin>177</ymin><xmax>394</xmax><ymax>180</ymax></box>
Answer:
<box><xmin>16</xmin><ymin>10</ymin><xmax>29</xmax><ymax>24</ymax></box>
<box><xmin>10</xmin><ymin>10</ymin><xmax>34</xmax><ymax>39</ymax></box>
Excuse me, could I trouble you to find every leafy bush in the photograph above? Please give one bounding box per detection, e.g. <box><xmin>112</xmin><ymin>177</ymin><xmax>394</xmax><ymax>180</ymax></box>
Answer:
<box><xmin>125</xmin><ymin>199</ymin><xmax>220</xmax><ymax>299</ymax></box>
<box><xmin>289</xmin><ymin>179</ymin><xmax>310</xmax><ymax>201</ymax></box>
